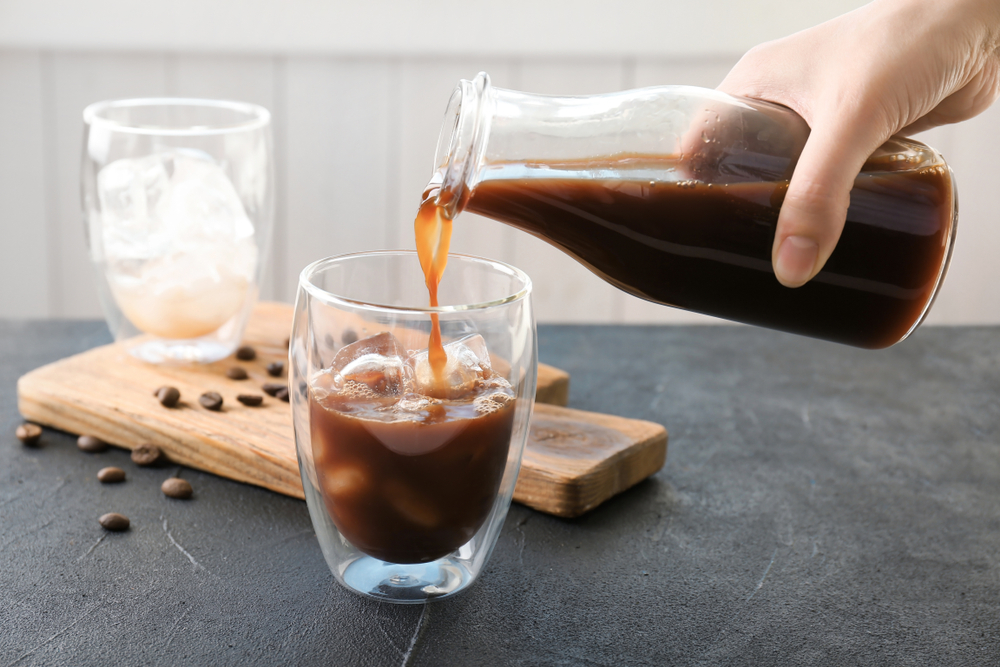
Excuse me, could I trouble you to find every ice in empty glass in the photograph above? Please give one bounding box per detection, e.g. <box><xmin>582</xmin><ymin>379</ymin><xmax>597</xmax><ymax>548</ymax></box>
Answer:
<box><xmin>82</xmin><ymin>99</ymin><xmax>273</xmax><ymax>363</ymax></box>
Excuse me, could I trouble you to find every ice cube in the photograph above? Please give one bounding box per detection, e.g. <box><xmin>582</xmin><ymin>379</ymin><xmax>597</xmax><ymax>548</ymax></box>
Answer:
<box><xmin>330</xmin><ymin>332</ymin><xmax>409</xmax><ymax>397</ymax></box>
<box><xmin>322</xmin><ymin>464</ymin><xmax>369</xmax><ymax>499</ymax></box>
<box><xmin>96</xmin><ymin>151</ymin><xmax>258</xmax><ymax>338</ymax></box>
<box><xmin>410</xmin><ymin>334</ymin><xmax>493</xmax><ymax>400</ymax></box>
<box><xmin>98</xmin><ymin>150</ymin><xmax>255</xmax><ymax>262</ymax></box>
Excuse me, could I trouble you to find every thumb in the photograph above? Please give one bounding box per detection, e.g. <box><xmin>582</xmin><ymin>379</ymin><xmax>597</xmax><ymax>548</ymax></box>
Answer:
<box><xmin>773</xmin><ymin>116</ymin><xmax>890</xmax><ymax>287</ymax></box>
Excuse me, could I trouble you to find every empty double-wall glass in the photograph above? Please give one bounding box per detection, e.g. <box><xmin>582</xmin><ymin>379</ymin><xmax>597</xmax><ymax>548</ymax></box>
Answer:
<box><xmin>82</xmin><ymin>98</ymin><xmax>274</xmax><ymax>363</ymax></box>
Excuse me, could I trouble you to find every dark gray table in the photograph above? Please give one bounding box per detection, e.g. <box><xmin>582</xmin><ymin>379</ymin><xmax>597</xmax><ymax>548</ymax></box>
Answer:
<box><xmin>2</xmin><ymin>321</ymin><xmax>999</xmax><ymax>666</ymax></box>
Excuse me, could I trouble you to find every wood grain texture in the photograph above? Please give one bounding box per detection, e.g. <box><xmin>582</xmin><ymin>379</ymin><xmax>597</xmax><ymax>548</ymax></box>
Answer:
<box><xmin>534</xmin><ymin>364</ymin><xmax>570</xmax><ymax>407</ymax></box>
<box><xmin>516</xmin><ymin>403</ymin><xmax>667</xmax><ymax>518</ymax></box>
<box><xmin>19</xmin><ymin>302</ymin><xmax>654</xmax><ymax>517</ymax></box>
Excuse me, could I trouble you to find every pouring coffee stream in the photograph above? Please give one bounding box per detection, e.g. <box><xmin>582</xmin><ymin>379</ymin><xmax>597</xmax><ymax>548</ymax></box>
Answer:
<box><xmin>414</xmin><ymin>180</ymin><xmax>453</xmax><ymax>390</ymax></box>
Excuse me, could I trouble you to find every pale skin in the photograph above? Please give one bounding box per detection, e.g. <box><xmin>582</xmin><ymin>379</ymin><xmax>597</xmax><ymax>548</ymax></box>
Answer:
<box><xmin>718</xmin><ymin>0</ymin><xmax>1000</xmax><ymax>287</ymax></box>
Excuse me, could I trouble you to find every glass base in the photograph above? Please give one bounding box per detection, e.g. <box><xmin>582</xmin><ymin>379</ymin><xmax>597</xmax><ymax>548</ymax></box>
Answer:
<box><xmin>127</xmin><ymin>338</ymin><xmax>234</xmax><ymax>364</ymax></box>
<box><xmin>340</xmin><ymin>556</ymin><xmax>473</xmax><ymax>604</ymax></box>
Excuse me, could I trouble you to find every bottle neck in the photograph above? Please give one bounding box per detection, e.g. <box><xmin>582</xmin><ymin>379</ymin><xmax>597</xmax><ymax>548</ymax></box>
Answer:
<box><xmin>433</xmin><ymin>72</ymin><xmax>493</xmax><ymax>220</ymax></box>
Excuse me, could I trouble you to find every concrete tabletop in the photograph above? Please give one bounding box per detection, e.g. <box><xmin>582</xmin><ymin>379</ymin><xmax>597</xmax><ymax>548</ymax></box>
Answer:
<box><xmin>1</xmin><ymin>320</ymin><xmax>998</xmax><ymax>666</ymax></box>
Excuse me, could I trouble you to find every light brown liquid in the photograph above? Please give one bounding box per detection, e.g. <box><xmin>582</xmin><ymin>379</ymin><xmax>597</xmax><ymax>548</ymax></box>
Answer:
<box><xmin>414</xmin><ymin>185</ymin><xmax>452</xmax><ymax>387</ymax></box>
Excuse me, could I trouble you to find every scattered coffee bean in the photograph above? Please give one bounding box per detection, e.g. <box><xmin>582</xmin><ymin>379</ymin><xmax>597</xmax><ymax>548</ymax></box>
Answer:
<box><xmin>261</xmin><ymin>382</ymin><xmax>285</xmax><ymax>397</ymax></box>
<box><xmin>97</xmin><ymin>466</ymin><xmax>125</xmax><ymax>483</ymax></box>
<box><xmin>156</xmin><ymin>386</ymin><xmax>181</xmax><ymax>408</ymax></box>
<box><xmin>199</xmin><ymin>392</ymin><xmax>223</xmax><ymax>411</ymax></box>
<box><xmin>237</xmin><ymin>394</ymin><xmax>263</xmax><ymax>407</ymax></box>
<box><xmin>266</xmin><ymin>361</ymin><xmax>284</xmax><ymax>377</ymax></box>
<box><xmin>235</xmin><ymin>345</ymin><xmax>256</xmax><ymax>361</ymax></box>
<box><xmin>131</xmin><ymin>443</ymin><xmax>163</xmax><ymax>467</ymax></box>
<box><xmin>99</xmin><ymin>513</ymin><xmax>130</xmax><ymax>531</ymax></box>
<box><xmin>323</xmin><ymin>333</ymin><xmax>336</xmax><ymax>349</ymax></box>
<box><xmin>77</xmin><ymin>435</ymin><xmax>108</xmax><ymax>453</ymax></box>
<box><xmin>15</xmin><ymin>423</ymin><xmax>42</xmax><ymax>446</ymax></box>
<box><xmin>342</xmin><ymin>329</ymin><xmax>358</xmax><ymax>345</ymax></box>
<box><xmin>275</xmin><ymin>387</ymin><xmax>290</xmax><ymax>402</ymax></box>
<box><xmin>162</xmin><ymin>478</ymin><xmax>193</xmax><ymax>499</ymax></box>
<box><xmin>226</xmin><ymin>367</ymin><xmax>248</xmax><ymax>380</ymax></box>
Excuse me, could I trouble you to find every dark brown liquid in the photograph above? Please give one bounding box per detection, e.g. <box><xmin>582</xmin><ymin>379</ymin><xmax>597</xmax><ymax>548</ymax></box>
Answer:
<box><xmin>465</xmin><ymin>155</ymin><xmax>954</xmax><ymax>349</ymax></box>
<box><xmin>309</xmin><ymin>366</ymin><xmax>514</xmax><ymax>564</ymax></box>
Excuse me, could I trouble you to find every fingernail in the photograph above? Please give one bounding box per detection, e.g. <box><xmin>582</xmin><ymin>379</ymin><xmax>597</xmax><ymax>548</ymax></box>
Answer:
<box><xmin>775</xmin><ymin>236</ymin><xmax>819</xmax><ymax>287</ymax></box>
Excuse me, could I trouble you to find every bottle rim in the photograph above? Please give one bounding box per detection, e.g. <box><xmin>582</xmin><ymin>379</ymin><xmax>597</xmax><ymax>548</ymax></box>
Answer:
<box><xmin>433</xmin><ymin>72</ymin><xmax>493</xmax><ymax>218</ymax></box>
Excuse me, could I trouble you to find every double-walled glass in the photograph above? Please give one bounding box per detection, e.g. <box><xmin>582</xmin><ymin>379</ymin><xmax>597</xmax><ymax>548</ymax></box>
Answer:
<box><xmin>82</xmin><ymin>98</ymin><xmax>274</xmax><ymax>363</ymax></box>
<box><xmin>291</xmin><ymin>251</ymin><xmax>536</xmax><ymax>603</ymax></box>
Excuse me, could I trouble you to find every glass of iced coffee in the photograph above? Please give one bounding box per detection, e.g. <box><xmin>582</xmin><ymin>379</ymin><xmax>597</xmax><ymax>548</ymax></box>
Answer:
<box><xmin>82</xmin><ymin>98</ymin><xmax>273</xmax><ymax>363</ymax></box>
<box><xmin>291</xmin><ymin>251</ymin><xmax>536</xmax><ymax>603</ymax></box>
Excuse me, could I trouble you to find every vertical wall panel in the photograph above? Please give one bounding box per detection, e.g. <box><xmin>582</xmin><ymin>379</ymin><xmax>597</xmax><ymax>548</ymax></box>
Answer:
<box><xmin>919</xmin><ymin>115</ymin><xmax>1000</xmax><ymax>325</ymax></box>
<box><xmin>284</xmin><ymin>57</ymin><xmax>394</xmax><ymax>301</ymax></box>
<box><xmin>1</xmin><ymin>48</ymin><xmax>995</xmax><ymax>329</ymax></box>
<box><xmin>168</xmin><ymin>53</ymin><xmax>283</xmax><ymax>301</ymax></box>
<box><xmin>168</xmin><ymin>53</ymin><xmax>276</xmax><ymax>105</ymax></box>
<box><xmin>0</xmin><ymin>51</ymin><xmax>49</xmax><ymax>317</ymax></box>
<box><xmin>509</xmin><ymin>58</ymin><xmax>630</xmax><ymax>324</ymax></box>
<box><xmin>48</xmin><ymin>52</ymin><xmax>169</xmax><ymax>318</ymax></box>
<box><xmin>633</xmin><ymin>57</ymin><xmax>738</xmax><ymax>89</ymax></box>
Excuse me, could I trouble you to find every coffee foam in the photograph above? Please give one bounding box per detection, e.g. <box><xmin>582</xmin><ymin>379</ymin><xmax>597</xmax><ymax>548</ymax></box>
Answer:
<box><xmin>338</xmin><ymin>380</ymin><xmax>381</xmax><ymax>401</ymax></box>
<box><xmin>474</xmin><ymin>391</ymin><xmax>514</xmax><ymax>415</ymax></box>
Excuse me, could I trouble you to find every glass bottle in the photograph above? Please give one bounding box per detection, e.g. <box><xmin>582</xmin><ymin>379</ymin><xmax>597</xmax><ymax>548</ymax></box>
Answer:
<box><xmin>429</xmin><ymin>72</ymin><xmax>957</xmax><ymax>349</ymax></box>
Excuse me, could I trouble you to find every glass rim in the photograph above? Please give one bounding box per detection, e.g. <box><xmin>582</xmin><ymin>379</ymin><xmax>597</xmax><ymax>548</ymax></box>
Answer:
<box><xmin>299</xmin><ymin>250</ymin><xmax>532</xmax><ymax>314</ymax></box>
<box><xmin>83</xmin><ymin>97</ymin><xmax>271</xmax><ymax>136</ymax></box>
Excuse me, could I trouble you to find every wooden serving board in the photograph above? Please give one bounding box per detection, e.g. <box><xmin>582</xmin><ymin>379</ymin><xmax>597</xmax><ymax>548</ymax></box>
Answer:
<box><xmin>520</xmin><ymin>403</ymin><xmax>667</xmax><ymax>518</ymax></box>
<box><xmin>17</xmin><ymin>302</ymin><xmax>665</xmax><ymax>517</ymax></box>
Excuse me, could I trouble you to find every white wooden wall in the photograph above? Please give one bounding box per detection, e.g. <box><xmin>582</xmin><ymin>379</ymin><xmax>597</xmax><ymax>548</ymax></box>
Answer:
<box><xmin>1</xmin><ymin>2</ymin><xmax>998</xmax><ymax>325</ymax></box>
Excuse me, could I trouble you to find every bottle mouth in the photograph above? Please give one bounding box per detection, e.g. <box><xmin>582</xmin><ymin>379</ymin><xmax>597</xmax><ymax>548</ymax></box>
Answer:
<box><xmin>432</xmin><ymin>72</ymin><xmax>493</xmax><ymax>219</ymax></box>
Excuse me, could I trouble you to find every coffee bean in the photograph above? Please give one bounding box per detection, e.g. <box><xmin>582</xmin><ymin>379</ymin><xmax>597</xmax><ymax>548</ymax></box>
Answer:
<box><xmin>77</xmin><ymin>435</ymin><xmax>108</xmax><ymax>453</ymax></box>
<box><xmin>266</xmin><ymin>361</ymin><xmax>284</xmax><ymax>377</ymax></box>
<box><xmin>97</xmin><ymin>466</ymin><xmax>125</xmax><ymax>483</ymax></box>
<box><xmin>15</xmin><ymin>423</ymin><xmax>42</xmax><ymax>446</ymax></box>
<box><xmin>323</xmin><ymin>333</ymin><xmax>336</xmax><ymax>349</ymax></box>
<box><xmin>235</xmin><ymin>345</ymin><xmax>256</xmax><ymax>361</ymax></box>
<box><xmin>342</xmin><ymin>329</ymin><xmax>358</xmax><ymax>345</ymax></box>
<box><xmin>99</xmin><ymin>513</ymin><xmax>130</xmax><ymax>531</ymax></box>
<box><xmin>226</xmin><ymin>367</ymin><xmax>248</xmax><ymax>380</ymax></box>
<box><xmin>156</xmin><ymin>386</ymin><xmax>180</xmax><ymax>408</ymax></box>
<box><xmin>162</xmin><ymin>478</ymin><xmax>193</xmax><ymax>499</ymax></box>
<box><xmin>261</xmin><ymin>382</ymin><xmax>285</xmax><ymax>397</ymax></box>
<box><xmin>199</xmin><ymin>392</ymin><xmax>223</xmax><ymax>411</ymax></box>
<box><xmin>237</xmin><ymin>394</ymin><xmax>263</xmax><ymax>407</ymax></box>
<box><xmin>131</xmin><ymin>443</ymin><xmax>163</xmax><ymax>467</ymax></box>
<box><xmin>275</xmin><ymin>387</ymin><xmax>290</xmax><ymax>402</ymax></box>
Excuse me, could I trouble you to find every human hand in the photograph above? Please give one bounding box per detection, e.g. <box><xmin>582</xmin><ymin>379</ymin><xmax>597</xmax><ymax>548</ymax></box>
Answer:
<box><xmin>719</xmin><ymin>0</ymin><xmax>1000</xmax><ymax>287</ymax></box>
